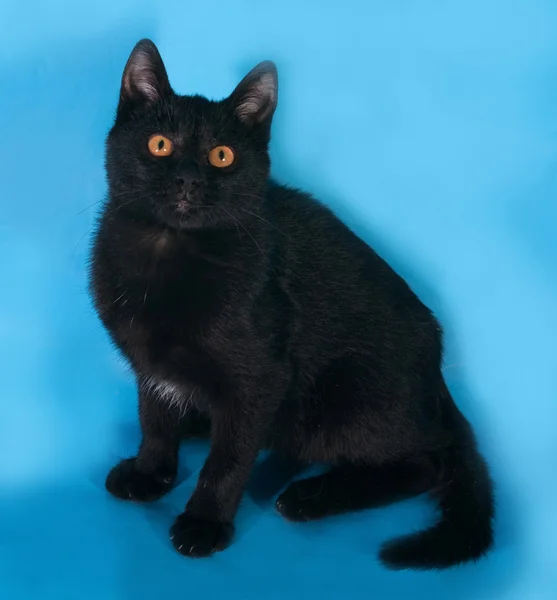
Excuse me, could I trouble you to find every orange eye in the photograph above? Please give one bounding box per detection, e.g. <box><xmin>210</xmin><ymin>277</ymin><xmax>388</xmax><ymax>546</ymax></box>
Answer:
<box><xmin>148</xmin><ymin>135</ymin><xmax>174</xmax><ymax>157</ymax></box>
<box><xmin>208</xmin><ymin>146</ymin><xmax>235</xmax><ymax>168</ymax></box>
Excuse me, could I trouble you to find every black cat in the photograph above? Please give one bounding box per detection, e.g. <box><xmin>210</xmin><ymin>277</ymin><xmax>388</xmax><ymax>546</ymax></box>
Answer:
<box><xmin>89</xmin><ymin>39</ymin><xmax>494</xmax><ymax>569</ymax></box>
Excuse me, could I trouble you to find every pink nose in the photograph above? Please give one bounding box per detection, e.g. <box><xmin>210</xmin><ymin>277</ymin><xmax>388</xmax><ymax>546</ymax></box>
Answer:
<box><xmin>175</xmin><ymin>199</ymin><xmax>188</xmax><ymax>213</ymax></box>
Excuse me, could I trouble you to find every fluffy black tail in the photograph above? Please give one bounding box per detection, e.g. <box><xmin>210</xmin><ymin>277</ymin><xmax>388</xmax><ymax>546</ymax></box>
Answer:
<box><xmin>380</xmin><ymin>390</ymin><xmax>495</xmax><ymax>569</ymax></box>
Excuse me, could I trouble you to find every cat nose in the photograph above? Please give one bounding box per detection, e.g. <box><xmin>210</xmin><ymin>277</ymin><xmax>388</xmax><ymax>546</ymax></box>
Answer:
<box><xmin>174</xmin><ymin>174</ymin><xmax>200</xmax><ymax>191</ymax></box>
<box><xmin>174</xmin><ymin>163</ymin><xmax>203</xmax><ymax>201</ymax></box>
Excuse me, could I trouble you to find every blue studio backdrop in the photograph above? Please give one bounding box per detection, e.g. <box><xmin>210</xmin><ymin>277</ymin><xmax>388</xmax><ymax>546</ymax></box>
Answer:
<box><xmin>1</xmin><ymin>1</ymin><xmax>556</xmax><ymax>599</ymax></box>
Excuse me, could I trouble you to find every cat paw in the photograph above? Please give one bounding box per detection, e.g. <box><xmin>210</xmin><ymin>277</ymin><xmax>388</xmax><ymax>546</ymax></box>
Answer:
<box><xmin>170</xmin><ymin>514</ymin><xmax>234</xmax><ymax>558</ymax></box>
<box><xmin>105</xmin><ymin>458</ymin><xmax>175</xmax><ymax>502</ymax></box>
<box><xmin>276</xmin><ymin>480</ymin><xmax>326</xmax><ymax>522</ymax></box>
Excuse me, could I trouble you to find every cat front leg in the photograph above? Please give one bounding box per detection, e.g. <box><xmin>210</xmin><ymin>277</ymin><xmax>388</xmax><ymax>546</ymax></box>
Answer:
<box><xmin>105</xmin><ymin>376</ymin><xmax>185</xmax><ymax>502</ymax></box>
<box><xmin>170</xmin><ymin>375</ymin><xmax>283</xmax><ymax>558</ymax></box>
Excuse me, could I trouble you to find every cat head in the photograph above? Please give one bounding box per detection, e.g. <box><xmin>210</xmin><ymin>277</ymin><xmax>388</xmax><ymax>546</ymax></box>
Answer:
<box><xmin>105</xmin><ymin>39</ymin><xmax>278</xmax><ymax>230</ymax></box>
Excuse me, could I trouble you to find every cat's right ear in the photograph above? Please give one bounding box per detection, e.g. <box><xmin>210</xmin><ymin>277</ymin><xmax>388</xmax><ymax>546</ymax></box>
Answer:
<box><xmin>118</xmin><ymin>39</ymin><xmax>171</xmax><ymax>113</ymax></box>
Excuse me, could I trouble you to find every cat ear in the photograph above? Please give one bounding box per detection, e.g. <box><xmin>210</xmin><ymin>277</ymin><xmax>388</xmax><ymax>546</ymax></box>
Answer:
<box><xmin>230</xmin><ymin>61</ymin><xmax>278</xmax><ymax>127</ymax></box>
<box><xmin>119</xmin><ymin>39</ymin><xmax>171</xmax><ymax>108</ymax></box>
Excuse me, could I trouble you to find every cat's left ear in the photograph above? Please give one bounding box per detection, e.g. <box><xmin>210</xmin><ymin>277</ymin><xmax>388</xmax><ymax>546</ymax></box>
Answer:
<box><xmin>118</xmin><ymin>39</ymin><xmax>171</xmax><ymax>110</ymax></box>
<box><xmin>230</xmin><ymin>61</ymin><xmax>278</xmax><ymax>127</ymax></box>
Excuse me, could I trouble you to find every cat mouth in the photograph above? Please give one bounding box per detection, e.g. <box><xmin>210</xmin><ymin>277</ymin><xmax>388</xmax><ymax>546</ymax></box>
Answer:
<box><xmin>157</xmin><ymin>200</ymin><xmax>212</xmax><ymax>229</ymax></box>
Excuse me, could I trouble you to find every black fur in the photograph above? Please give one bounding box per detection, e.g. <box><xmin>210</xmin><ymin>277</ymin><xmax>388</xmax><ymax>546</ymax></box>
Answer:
<box><xmin>89</xmin><ymin>39</ymin><xmax>495</xmax><ymax>568</ymax></box>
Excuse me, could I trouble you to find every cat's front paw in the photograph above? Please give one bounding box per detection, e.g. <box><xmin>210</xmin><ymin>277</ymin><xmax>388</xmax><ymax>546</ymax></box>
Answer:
<box><xmin>276</xmin><ymin>480</ymin><xmax>326</xmax><ymax>522</ymax></box>
<box><xmin>170</xmin><ymin>514</ymin><xmax>234</xmax><ymax>558</ymax></box>
<box><xmin>106</xmin><ymin>458</ymin><xmax>175</xmax><ymax>502</ymax></box>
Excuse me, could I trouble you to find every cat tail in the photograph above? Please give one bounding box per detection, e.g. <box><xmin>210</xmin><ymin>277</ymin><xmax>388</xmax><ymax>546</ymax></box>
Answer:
<box><xmin>380</xmin><ymin>383</ymin><xmax>495</xmax><ymax>570</ymax></box>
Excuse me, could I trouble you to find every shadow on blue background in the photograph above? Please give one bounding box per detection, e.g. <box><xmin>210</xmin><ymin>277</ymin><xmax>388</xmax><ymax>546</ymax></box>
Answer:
<box><xmin>1</xmin><ymin>1</ymin><xmax>556</xmax><ymax>599</ymax></box>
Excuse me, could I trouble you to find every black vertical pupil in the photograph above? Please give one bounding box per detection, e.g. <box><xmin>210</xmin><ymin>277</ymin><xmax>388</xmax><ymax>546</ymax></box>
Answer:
<box><xmin>158</xmin><ymin>139</ymin><xmax>165</xmax><ymax>150</ymax></box>
<box><xmin>219</xmin><ymin>149</ymin><xmax>225</xmax><ymax>161</ymax></box>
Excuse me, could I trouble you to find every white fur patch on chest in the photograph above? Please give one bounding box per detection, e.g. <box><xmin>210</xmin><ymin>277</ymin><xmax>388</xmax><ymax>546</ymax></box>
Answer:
<box><xmin>142</xmin><ymin>376</ymin><xmax>196</xmax><ymax>416</ymax></box>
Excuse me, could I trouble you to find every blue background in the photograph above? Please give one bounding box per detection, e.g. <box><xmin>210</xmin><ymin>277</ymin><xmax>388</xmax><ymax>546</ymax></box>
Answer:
<box><xmin>1</xmin><ymin>1</ymin><xmax>556</xmax><ymax>599</ymax></box>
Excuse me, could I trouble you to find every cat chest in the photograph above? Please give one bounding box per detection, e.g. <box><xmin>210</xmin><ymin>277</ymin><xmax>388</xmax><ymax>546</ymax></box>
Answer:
<box><xmin>98</xmin><ymin>248</ymin><xmax>227</xmax><ymax>331</ymax></box>
<box><xmin>103</xmin><ymin>272</ymin><xmax>230</xmax><ymax>383</ymax></box>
